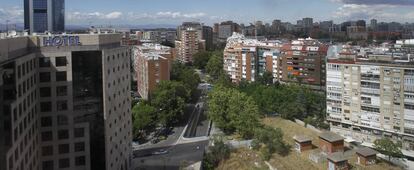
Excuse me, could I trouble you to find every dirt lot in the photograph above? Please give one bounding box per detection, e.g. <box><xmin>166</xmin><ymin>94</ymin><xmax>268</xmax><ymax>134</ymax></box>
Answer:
<box><xmin>217</xmin><ymin>117</ymin><xmax>401</xmax><ymax>170</ymax></box>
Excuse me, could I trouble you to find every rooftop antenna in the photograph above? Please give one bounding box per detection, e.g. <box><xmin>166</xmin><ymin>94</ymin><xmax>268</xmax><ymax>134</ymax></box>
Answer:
<box><xmin>6</xmin><ymin>20</ymin><xmax>10</xmax><ymax>35</ymax></box>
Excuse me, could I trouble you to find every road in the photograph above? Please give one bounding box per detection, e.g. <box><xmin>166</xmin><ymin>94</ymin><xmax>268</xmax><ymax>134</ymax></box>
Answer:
<box><xmin>134</xmin><ymin>70</ymin><xmax>211</xmax><ymax>170</ymax></box>
<box><xmin>135</xmin><ymin>104</ymin><xmax>194</xmax><ymax>150</ymax></box>
<box><xmin>133</xmin><ymin>140</ymin><xmax>209</xmax><ymax>170</ymax></box>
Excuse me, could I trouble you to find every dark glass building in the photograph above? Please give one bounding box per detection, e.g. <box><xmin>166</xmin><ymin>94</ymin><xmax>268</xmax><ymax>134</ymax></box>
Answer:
<box><xmin>24</xmin><ymin>0</ymin><xmax>65</xmax><ymax>33</ymax></box>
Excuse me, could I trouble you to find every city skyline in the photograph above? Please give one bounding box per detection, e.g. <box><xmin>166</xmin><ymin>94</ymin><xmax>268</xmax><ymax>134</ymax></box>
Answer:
<box><xmin>1</xmin><ymin>0</ymin><xmax>414</xmax><ymax>26</ymax></box>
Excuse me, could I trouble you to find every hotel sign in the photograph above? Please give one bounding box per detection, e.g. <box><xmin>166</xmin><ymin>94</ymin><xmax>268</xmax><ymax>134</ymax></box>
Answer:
<box><xmin>43</xmin><ymin>36</ymin><xmax>81</xmax><ymax>47</ymax></box>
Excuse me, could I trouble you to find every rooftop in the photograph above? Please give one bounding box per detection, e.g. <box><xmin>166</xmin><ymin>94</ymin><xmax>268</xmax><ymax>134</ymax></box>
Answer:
<box><xmin>355</xmin><ymin>147</ymin><xmax>378</xmax><ymax>157</ymax></box>
<box><xmin>319</xmin><ymin>131</ymin><xmax>344</xmax><ymax>142</ymax></box>
<box><xmin>327</xmin><ymin>152</ymin><xmax>348</xmax><ymax>163</ymax></box>
<box><xmin>293</xmin><ymin>135</ymin><xmax>312</xmax><ymax>143</ymax></box>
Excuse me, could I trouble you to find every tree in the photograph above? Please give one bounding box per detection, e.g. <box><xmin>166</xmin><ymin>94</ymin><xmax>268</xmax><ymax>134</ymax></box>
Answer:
<box><xmin>207</xmin><ymin>86</ymin><xmax>234</xmax><ymax>133</ymax></box>
<box><xmin>207</xmin><ymin>86</ymin><xmax>261</xmax><ymax>139</ymax></box>
<box><xmin>206</xmin><ymin>54</ymin><xmax>224</xmax><ymax>80</ymax></box>
<box><xmin>170</xmin><ymin>61</ymin><xmax>201</xmax><ymax>101</ymax></box>
<box><xmin>151</xmin><ymin>81</ymin><xmax>186</xmax><ymax>127</ymax></box>
<box><xmin>203</xmin><ymin>135</ymin><xmax>231</xmax><ymax>170</ymax></box>
<box><xmin>132</xmin><ymin>102</ymin><xmax>156</xmax><ymax>139</ymax></box>
<box><xmin>374</xmin><ymin>138</ymin><xmax>404</xmax><ymax>161</ymax></box>
<box><xmin>193</xmin><ymin>51</ymin><xmax>211</xmax><ymax>69</ymax></box>
<box><xmin>253</xmin><ymin>126</ymin><xmax>290</xmax><ymax>160</ymax></box>
<box><xmin>257</xmin><ymin>71</ymin><xmax>274</xmax><ymax>85</ymax></box>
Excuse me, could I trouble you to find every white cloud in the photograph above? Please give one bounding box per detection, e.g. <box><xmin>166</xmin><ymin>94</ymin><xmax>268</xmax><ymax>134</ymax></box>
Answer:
<box><xmin>332</xmin><ymin>3</ymin><xmax>414</xmax><ymax>22</ymax></box>
<box><xmin>67</xmin><ymin>11</ymin><xmax>208</xmax><ymax>24</ymax></box>
<box><xmin>0</xmin><ymin>6</ymin><xmax>24</xmax><ymax>23</ymax></box>
<box><xmin>105</xmin><ymin>12</ymin><xmax>123</xmax><ymax>19</ymax></box>
<box><xmin>67</xmin><ymin>11</ymin><xmax>123</xmax><ymax>21</ymax></box>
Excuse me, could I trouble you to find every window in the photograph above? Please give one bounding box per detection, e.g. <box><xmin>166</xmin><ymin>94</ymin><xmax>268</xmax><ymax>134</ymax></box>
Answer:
<box><xmin>57</xmin><ymin>115</ymin><xmax>68</xmax><ymax>126</ymax></box>
<box><xmin>57</xmin><ymin>101</ymin><xmax>68</xmax><ymax>111</ymax></box>
<box><xmin>74</xmin><ymin>142</ymin><xmax>85</xmax><ymax>152</ymax></box>
<box><xmin>42</xmin><ymin>160</ymin><xmax>54</xmax><ymax>170</ymax></box>
<box><xmin>39</xmin><ymin>58</ymin><xmax>51</xmax><ymax>67</ymax></box>
<box><xmin>55</xmin><ymin>57</ymin><xmax>67</xmax><ymax>67</ymax></box>
<box><xmin>75</xmin><ymin>156</ymin><xmax>86</xmax><ymax>166</ymax></box>
<box><xmin>41</xmin><ymin>117</ymin><xmax>52</xmax><ymax>127</ymax></box>
<box><xmin>40</xmin><ymin>87</ymin><xmax>51</xmax><ymax>97</ymax></box>
<box><xmin>74</xmin><ymin>128</ymin><xmax>84</xmax><ymax>138</ymax></box>
<box><xmin>40</xmin><ymin>102</ymin><xmax>52</xmax><ymax>112</ymax></box>
<box><xmin>39</xmin><ymin>72</ymin><xmax>51</xmax><ymax>82</ymax></box>
<box><xmin>56</xmin><ymin>86</ymin><xmax>67</xmax><ymax>96</ymax></box>
<box><xmin>59</xmin><ymin>158</ymin><xmax>70</xmax><ymax>168</ymax></box>
<box><xmin>41</xmin><ymin>131</ymin><xmax>53</xmax><ymax>141</ymax></box>
<box><xmin>42</xmin><ymin>146</ymin><xmax>53</xmax><ymax>156</ymax></box>
<box><xmin>58</xmin><ymin>130</ymin><xmax>69</xmax><ymax>140</ymax></box>
<box><xmin>56</xmin><ymin>71</ymin><xmax>67</xmax><ymax>82</ymax></box>
<box><xmin>58</xmin><ymin>144</ymin><xmax>69</xmax><ymax>154</ymax></box>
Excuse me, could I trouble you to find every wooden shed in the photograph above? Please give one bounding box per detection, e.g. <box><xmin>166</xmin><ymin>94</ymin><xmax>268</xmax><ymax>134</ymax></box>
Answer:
<box><xmin>355</xmin><ymin>147</ymin><xmax>378</xmax><ymax>166</ymax></box>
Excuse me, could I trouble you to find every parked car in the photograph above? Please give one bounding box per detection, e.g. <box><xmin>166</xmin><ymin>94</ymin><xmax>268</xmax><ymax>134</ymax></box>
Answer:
<box><xmin>152</xmin><ymin>149</ymin><xmax>168</xmax><ymax>155</ymax></box>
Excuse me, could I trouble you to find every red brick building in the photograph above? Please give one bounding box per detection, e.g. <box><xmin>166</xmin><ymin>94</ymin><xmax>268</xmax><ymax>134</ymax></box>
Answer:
<box><xmin>293</xmin><ymin>135</ymin><xmax>312</xmax><ymax>152</ymax></box>
<box><xmin>134</xmin><ymin>44</ymin><xmax>172</xmax><ymax>99</ymax></box>
<box><xmin>281</xmin><ymin>38</ymin><xmax>328</xmax><ymax>88</ymax></box>
<box><xmin>319</xmin><ymin>132</ymin><xmax>344</xmax><ymax>154</ymax></box>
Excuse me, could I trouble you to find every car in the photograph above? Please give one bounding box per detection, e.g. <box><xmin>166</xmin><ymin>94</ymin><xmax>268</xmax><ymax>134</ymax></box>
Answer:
<box><xmin>152</xmin><ymin>149</ymin><xmax>169</xmax><ymax>155</ymax></box>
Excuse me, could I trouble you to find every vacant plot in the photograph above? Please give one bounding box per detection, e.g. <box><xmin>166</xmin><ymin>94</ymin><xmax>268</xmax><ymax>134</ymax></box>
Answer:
<box><xmin>263</xmin><ymin>117</ymin><xmax>401</xmax><ymax>170</ymax></box>
<box><xmin>216</xmin><ymin>147</ymin><xmax>267</xmax><ymax>170</ymax></box>
<box><xmin>217</xmin><ymin>117</ymin><xmax>401</xmax><ymax>170</ymax></box>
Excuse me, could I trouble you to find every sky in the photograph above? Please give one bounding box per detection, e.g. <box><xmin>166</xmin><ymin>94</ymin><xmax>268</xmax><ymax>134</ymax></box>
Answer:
<box><xmin>1</xmin><ymin>0</ymin><xmax>414</xmax><ymax>26</ymax></box>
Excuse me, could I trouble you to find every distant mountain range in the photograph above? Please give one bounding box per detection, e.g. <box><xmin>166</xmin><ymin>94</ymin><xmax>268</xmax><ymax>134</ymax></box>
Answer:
<box><xmin>0</xmin><ymin>23</ymin><xmax>178</xmax><ymax>31</ymax></box>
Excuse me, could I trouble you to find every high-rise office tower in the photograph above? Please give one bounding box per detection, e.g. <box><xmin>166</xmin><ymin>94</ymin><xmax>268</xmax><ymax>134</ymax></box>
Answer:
<box><xmin>0</xmin><ymin>33</ymin><xmax>132</xmax><ymax>170</ymax></box>
<box><xmin>24</xmin><ymin>0</ymin><xmax>65</xmax><ymax>33</ymax></box>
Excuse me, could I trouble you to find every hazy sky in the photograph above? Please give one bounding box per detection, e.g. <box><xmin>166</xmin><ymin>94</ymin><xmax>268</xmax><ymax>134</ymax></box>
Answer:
<box><xmin>0</xmin><ymin>0</ymin><xmax>413</xmax><ymax>26</ymax></box>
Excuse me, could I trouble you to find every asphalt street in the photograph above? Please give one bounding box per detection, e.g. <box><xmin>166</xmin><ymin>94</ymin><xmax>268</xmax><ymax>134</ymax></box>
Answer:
<box><xmin>133</xmin><ymin>140</ymin><xmax>209</xmax><ymax>170</ymax></box>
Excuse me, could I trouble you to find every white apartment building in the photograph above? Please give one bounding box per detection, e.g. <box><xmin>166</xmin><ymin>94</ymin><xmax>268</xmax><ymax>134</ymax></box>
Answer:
<box><xmin>327</xmin><ymin>44</ymin><xmax>414</xmax><ymax>152</ymax></box>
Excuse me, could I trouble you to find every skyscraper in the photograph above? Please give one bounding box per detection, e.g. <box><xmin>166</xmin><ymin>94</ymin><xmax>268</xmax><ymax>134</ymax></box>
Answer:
<box><xmin>24</xmin><ymin>0</ymin><xmax>65</xmax><ymax>33</ymax></box>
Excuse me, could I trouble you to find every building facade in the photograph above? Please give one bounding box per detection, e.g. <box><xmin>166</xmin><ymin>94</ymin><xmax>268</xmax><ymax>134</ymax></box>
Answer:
<box><xmin>0</xmin><ymin>33</ymin><xmax>132</xmax><ymax>170</ymax></box>
<box><xmin>175</xmin><ymin>27</ymin><xmax>205</xmax><ymax>63</ymax></box>
<box><xmin>134</xmin><ymin>44</ymin><xmax>172</xmax><ymax>100</ymax></box>
<box><xmin>223</xmin><ymin>33</ymin><xmax>283</xmax><ymax>83</ymax></box>
<box><xmin>24</xmin><ymin>0</ymin><xmax>65</xmax><ymax>33</ymax></box>
<box><xmin>281</xmin><ymin>38</ymin><xmax>327</xmax><ymax>88</ymax></box>
<box><xmin>327</xmin><ymin>43</ymin><xmax>414</xmax><ymax>152</ymax></box>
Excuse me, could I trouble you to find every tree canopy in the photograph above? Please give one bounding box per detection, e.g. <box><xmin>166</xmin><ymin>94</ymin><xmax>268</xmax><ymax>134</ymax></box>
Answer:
<box><xmin>171</xmin><ymin>61</ymin><xmax>201</xmax><ymax>101</ymax></box>
<box><xmin>374</xmin><ymin>138</ymin><xmax>404</xmax><ymax>161</ymax></box>
<box><xmin>193</xmin><ymin>51</ymin><xmax>211</xmax><ymax>69</ymax></box>
<box><xmin>151</xmin><ymin>81</ymin><xmax>187</xmax><ymax>127</ymax></box>
<box><xmin>237</xmin><ymin>83</ymin><xmax>326</xmax><ymax>128</ymax></box>
<box><xmin>207</xmin><ymin>85</ymin><xmax>261</xmax><ymax>139</ymax></box>
<box><xmin>252</xmin><ymin>126</ymin><xmax>290</xmax><ymax>160</ymax></box>
<box><xmin>132</xmin><ymin>102</ymin><xmax>156</xmax><ymax>139</ymax></box>
<box><xmin>206</xmin><ymin>54</ymin><xmax>224</xmax><ymax>80</ymax></box>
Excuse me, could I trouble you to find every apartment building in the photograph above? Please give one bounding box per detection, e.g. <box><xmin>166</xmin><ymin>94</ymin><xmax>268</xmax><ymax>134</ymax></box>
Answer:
<box><xmin>175</xmin><ymin>27</ymin><xmax>205</xmax><ymax>63</ymax></box>
<box><xmin>327</xmin><ymin>43</ymin><xmax>414</xmax><ymax>151</ymax></box>
<box><xmin>134</xmin><ymin>43</ymin><xmax>172</xmax><ymax>100</ymax></box>
<box><xmin>281</xmin><ymin>38</ymin><xmax>328</xmax><ymax>88</ymax></box>
<box><xmin>223</xmin><ymin>33</ymin><xmax>283</xmax><ymax>83</ymax></box>
<box><xmin>0</xmin><ymin>33</ymin><xmax>132</xmax><ymax>170</ymax></box>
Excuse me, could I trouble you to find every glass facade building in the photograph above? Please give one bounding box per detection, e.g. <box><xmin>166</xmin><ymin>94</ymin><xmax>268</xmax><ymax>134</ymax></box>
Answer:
<box><xmin>24</xmin><ymin>0</ymin><xmax>65</xmax><ymax>33</ymax></box>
